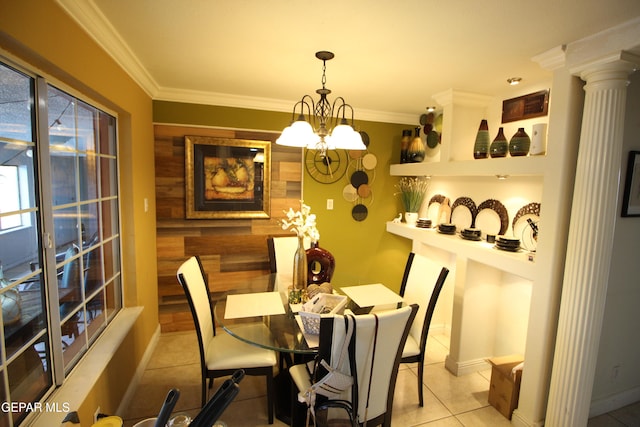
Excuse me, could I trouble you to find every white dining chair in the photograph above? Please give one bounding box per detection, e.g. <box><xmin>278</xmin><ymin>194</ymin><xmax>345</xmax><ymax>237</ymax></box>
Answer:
<box><xmin>177</xmin><ymin>256</ymin><xmax>277</xmax><ymax>424</ymax></box>
<box><xmin>290</xmin><ymin>304</ymin><xmax>418</xmax><ymax>427</ymax></box>
<box><xmin>399</xmin><ymin>252</ymin><xmax>449</xmax><ymax>407</ymax></box>
<box><xmin>267</xmin><ymin>235</ymin><xmax>309</xmax><ymax>292</ymax></box>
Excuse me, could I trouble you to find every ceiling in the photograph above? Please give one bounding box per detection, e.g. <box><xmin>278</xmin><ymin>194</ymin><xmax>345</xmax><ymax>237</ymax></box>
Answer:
<box><xmin>58</xmin><ymin>0</ymin><xmax>640</xmax><ymax>124</ymax></box>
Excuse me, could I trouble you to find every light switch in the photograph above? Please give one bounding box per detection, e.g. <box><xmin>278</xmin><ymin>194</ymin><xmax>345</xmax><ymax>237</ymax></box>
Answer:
<box><xmin>144</xmin><ymin>198</ymin><xmax>149</xmax><ymax>212</ymax></box>
<box><xmin>326</xmin><ymin>199</ymin><xmax>334</xmax><ymax>210</ymax></box>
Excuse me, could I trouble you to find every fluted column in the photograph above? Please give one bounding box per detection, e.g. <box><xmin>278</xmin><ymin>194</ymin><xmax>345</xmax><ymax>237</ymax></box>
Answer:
<box><xmin>546</xmin><ymin>53</ymin><xmax>638</xmax><ymax>426</ymax></box>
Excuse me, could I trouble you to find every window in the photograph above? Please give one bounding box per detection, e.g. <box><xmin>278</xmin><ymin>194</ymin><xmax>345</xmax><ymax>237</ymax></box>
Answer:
<box><xmin>0</xmin><ymin>165</ymin><xmax>22</xmax><ymax>230</ymax></box>
<box><xmin>0</xmin><ymin>60</ymin><xmax>122</xmax><ymax>426</ymax></box>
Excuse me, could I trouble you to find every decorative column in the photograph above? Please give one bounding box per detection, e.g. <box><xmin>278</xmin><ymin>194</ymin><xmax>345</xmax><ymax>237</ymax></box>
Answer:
<box><xmin>546</xmin><ymin>52</ymin><xmax>638</xmax><ymax>426</ymax></box>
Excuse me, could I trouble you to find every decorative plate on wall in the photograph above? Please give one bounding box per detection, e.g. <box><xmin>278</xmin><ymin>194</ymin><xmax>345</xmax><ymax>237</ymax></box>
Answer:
<box><xmin>451</xmin><ymin>196</ymin><xmax>477</xmax><ymax>230</ymax></box>
<box><xmin>476</xmin><ymin>199</ymin><xmax>509</xmax><ymax>236</ymax></box>
<box><xmin>513</xmin><ymin>202</ymin><xmax>541</xmax><ymax>251</ymax></box>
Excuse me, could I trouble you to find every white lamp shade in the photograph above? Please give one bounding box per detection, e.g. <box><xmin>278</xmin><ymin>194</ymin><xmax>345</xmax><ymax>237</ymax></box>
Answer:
<box><xmin>331</xmin><ymin>125</ymin><xmax>366</xmax><ymax>150</ymax></box>
<box><xmin>276</xmin><ymin>120</ymin><xmax>315</xmax><ymax>147</ymax></box>
<box><xmin>276</xmin><ymin>126</ymin><xmax>298</xmax><ymax>147</ymax></box>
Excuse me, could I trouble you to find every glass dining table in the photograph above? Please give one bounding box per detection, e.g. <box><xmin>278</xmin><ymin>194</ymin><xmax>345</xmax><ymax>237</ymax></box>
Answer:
<box><xmin>213</xmin><ymin>273</ymin><xmax>317</xmax><ymax>355</ymax></box>
<box><xmin>211</xmin><ymin>273</ymin><xmax>404</xmax><ymax>426</ymax></box>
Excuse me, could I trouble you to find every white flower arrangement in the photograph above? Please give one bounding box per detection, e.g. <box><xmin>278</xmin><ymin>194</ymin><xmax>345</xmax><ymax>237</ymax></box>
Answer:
<box><xmin>280</xmin><ymin>202</ymin><xmax>320</xmax><ymax>242</ymax></box>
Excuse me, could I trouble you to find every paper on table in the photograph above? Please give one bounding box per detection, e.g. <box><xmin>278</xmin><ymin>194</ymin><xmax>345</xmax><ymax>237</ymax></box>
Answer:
<box><xmin>340</xmin><ymin>283</ymin><xmax>403</xmax><ymax>308</ymax></box>
<box><xmin>224</xmin><ymin>292</ymin><xmax>285</xmax><ymax>319</ymax></box>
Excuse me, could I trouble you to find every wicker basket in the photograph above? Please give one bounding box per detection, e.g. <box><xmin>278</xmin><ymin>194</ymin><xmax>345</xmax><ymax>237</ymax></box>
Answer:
<box><xmin>299</xmin><ymin>294</ymin><xmax>347</xmax><ymax>335</ymax></box>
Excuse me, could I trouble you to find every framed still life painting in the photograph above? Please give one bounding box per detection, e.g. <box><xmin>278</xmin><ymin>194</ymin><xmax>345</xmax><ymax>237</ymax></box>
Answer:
<box><xmin>185</xmin><ymin>136</ymin><xmax>271</xmax><ymax>219</ymax></box>
<box><xmin>621</xmin><ymin>150</ymin><xmax>640</xmax><ymax>217</ymax></box>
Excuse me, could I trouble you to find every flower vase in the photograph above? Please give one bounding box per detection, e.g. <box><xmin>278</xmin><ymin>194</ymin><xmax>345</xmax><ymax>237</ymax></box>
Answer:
<box><xmin>291</xmin><ymin>235</ymin><xmax>308</xmax><ymax>303</ymax></box>
<box><xmin>400</xmin><ymin>129</ymin><xmax>412</xmax><ymax>163</ymax></box>
<box><xmin>406</xmin><ymin>127</ymin><xmax>425</xmax><ymax>163</ymax></box>
<box><xmin>306</xmin><ymin>241</ymin><xmax>335</xmax><ymax>285</ymax></box>
<box><xmin>404</xmin><ymin>212</ymin><xmax>419</xmax><ymax>227</ymax></box>
<box><xmin>509</xmin><ymin>127</ymin><xmax>531</xmax><ymax>156</ymax></box>
<box><xmin>473</xmin><ymin>119</ymin><xmax>490</xmax><ymax>159</ymax></box>
<box><xmin>490</xmin><ymin>127</ymin><xmax>508</xmax><ymax>158</ymax></box>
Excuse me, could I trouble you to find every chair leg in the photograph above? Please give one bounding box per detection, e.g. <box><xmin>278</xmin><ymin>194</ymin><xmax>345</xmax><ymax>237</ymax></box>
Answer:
<box><xmin>266</xmin><ymin>371</ymin><xmax>274</xmax><ymax>424</ymax></box>
<box><xmin>201</xmin><ymin>377</ymin><xmax>207</xmax><ymax>408</ymax></box>
<box><xmin>417</xmin><ymin>359</ymin><xmax>424</xmax><ymax>407</ymax></box>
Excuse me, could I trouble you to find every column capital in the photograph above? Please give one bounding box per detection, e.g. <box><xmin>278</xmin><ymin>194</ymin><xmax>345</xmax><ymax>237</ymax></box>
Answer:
<box><xmin>571</xmin><ymin>51</ymin><xmax>640</xmax><ymax>86</ymax></box>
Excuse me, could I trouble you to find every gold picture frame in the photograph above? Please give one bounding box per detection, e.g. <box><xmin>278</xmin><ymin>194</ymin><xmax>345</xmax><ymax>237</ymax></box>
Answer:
<box><xmin>185</xmin><ymin>135</ymin><xmax>271</xmax><ymax>219</ymax></box>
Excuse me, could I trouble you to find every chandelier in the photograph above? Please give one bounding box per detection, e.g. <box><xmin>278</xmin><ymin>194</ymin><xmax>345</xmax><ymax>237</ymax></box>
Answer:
<box><xmin>276</xmin><ymin>51</ymin><xmax>366</xmax><ymax>155</ymax></box>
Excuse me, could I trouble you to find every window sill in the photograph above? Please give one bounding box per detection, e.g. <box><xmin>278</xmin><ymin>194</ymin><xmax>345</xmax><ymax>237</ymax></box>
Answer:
<box><xmin>30</xmin><ymin>306</ymin><xmax>143</xmax><ymax>427</ymax></box>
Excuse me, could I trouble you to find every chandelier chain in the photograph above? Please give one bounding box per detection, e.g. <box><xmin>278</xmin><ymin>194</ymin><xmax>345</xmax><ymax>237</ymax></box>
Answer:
<box><xmin>321</xmin><ymin>60</ymin><xmax>327</xmax><ymax>88</ymax></box>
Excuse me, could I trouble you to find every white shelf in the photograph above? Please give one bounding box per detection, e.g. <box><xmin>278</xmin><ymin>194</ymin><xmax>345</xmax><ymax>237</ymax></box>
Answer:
<box><xmin>386</xmin><ymin>221</ymin><xmax>536</xmax><ymax>280</ymax></box>
<box><xmin>390</xmin><ymin>155</ymin><xmax>547</xmax><ymax>177</ymax></box>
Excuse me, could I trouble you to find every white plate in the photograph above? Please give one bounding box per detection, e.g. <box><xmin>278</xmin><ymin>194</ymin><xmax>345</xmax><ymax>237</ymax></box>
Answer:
<box><xmin>475</xmin><ymin>208</ymin><xmax>501</xmax><ymax>238</ymax></box>
<box><xmin>514</xmin><ymin>214</ymin><xmax>539</xmax><ymax>251</ymax></box>
<box><xmin>451</xmin><ymin>205</ymin><xmax>473</xmax><ymax>230</ymax></box>
<box><xmin>362</xmin><ymin>153</ymin><xmax>378</xmax><ymax>170</ymax></box>
<box><xmin>342</xmin><ymin>184</ymin><xmax>358</xmax><ymax>202</ymax></box>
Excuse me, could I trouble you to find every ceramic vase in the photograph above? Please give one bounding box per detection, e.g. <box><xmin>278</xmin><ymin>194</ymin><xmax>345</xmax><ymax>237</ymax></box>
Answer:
<box><xmin>305</xmin><ymin>241</ymin><xmax>335</xmax><ymax>285</ymax></box>
<box><xmin>509</xmin><ymin>128</ymin><xmax>531</xmax><ymax>156</ymax></box>
<box><xmin>473</xmin><ymin>119</ymin><xmax>490</xmax><ymax>159</ymax></box>
<box><xmin>291</xmin><ymin>235</ymin><xmax>308</xmax><ymax>302</ymax></box>
<box><xmin>406</xmin><ymin>127</ymin><xmax>425</xmax><ymax>163</ymax></box>
<box><xmin>530</xmin><ymin>123</ymin><xmax>547</xmax><ymax>155</ymax></box>
<box><xmin>400</xmin><ymin>129</ymin><xmax>412</xmax><ymax>163</ymax></box>
<box><xmin>490</xmin><ymin>127</ymin><xmax>508</xmax><ymax>158</ymax></box>
<box><xmin>404</xmin><ymin>212</ymin><xmax>419</xmax><ymax>227</ymax></box>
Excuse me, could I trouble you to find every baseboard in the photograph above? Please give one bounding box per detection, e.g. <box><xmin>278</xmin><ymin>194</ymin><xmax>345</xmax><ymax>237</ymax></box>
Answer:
<box><xmin>511</xmin><ymin>409</ymin><xmax>544</xmax><ymax>427</ymax></box>
<box><xmin>116</xmin><ymin>324</ymin><xmax>161</xmax><ymax>416</ymax></box>
<box><xmin>589</xmin><ymin>386</ymin><xmax>640</xmax><ymax>418</ymax></box>
<box><xmin>444</xmin><ymin>355</ymin><xmax>490</xmax><ymax>376</ymax></box>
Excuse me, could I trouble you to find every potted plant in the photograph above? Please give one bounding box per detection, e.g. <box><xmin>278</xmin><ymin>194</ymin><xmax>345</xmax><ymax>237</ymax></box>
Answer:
<box><xmin>395</xmin><ymin>177</ymin><xmax>430</xmax><ymax>226</ymax></box>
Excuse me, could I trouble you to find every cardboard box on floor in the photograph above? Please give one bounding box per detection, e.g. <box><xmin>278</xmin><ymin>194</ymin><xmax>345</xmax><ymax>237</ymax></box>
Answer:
<box><xmin>488</xmin><ymin>354</ymin><xmax>524</xmax><ymax>419</ymax></box>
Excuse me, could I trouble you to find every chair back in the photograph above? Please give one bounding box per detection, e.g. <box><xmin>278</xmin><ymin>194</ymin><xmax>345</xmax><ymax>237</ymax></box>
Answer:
<box><xmin>318</xmin><ymin>304</ymin><xmax>418</xmax><ymax>425</ymax></box>
<box><xmin>399</xmin><ymin>252</ymin><xmax>449</xmax><ymax>354</ymax></box>
<box><xmin>177</xmin><ymin>256</ymin><xmax>215</xmax><ymax>360</ymax></box>
<box><xmin>267</xmin><ymin>236</ymin><xmax>309</xmax><ymax>292</ymax></box>
<box><xmin>60</xmin><ymin>245</ymin><xmax>81</xmax><ymax>289</ymax></box>
<box><xmin>267</xmin><ymin>235</ymin><xmax>300</xmax><ymax>273</ymax></box>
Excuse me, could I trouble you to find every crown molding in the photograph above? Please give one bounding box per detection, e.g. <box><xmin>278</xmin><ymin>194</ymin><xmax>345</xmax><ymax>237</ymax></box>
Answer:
<box><xmin>532</xmin><ymin>45</ymin><xmax>567</xmax><ymax>71</ymax></box>
<box><xmin>154</xmin><ymin>86</ymin><xmax>417</xmax><ymax>124</ymax></box>
<box><xmin>56</xmin><ymin>0</ymin><xmax>159</xmax><ymax>97</ymax></box>
<box><xmin>56</xmin><ymin>0</ymin><xmax>416</xmax><ymax>125</ymax></box>
<box><xmin>432</xmin><ymin>89</ymin><xmax>493</xmax><ymax>108</ymax></box>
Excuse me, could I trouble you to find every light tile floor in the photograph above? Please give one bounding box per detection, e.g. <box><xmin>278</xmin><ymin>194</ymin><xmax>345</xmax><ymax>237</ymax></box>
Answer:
<box><xmin>120</xmin><ymin>329</ymin><xmax>640</xmax><ymax>426</ymax></box>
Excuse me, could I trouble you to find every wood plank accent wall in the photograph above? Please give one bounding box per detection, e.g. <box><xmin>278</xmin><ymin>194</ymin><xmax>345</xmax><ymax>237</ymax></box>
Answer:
<box><xmin>154</xmin><ymin>124</ymin><xmax>302</xmax><ymax>332</ymax></box>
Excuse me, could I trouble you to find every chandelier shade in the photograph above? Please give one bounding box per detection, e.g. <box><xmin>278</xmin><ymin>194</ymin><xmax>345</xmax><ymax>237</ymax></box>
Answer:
<box><xmin>276</xmin><ymin>51</ymin><xmax>366</xmax><ymax>154</ymax></box>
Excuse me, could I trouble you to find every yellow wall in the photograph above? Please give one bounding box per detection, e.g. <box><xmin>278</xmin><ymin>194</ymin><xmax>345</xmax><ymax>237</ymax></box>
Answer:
<box><xmin>154</xmin><ymin>101</ymin><xmax>413</xmax><ymax>292</ymax></box>
<box><xmin>1</xmin><ymin>0</ymin><xmax>158</xmax><ymax>422</ymax></box>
